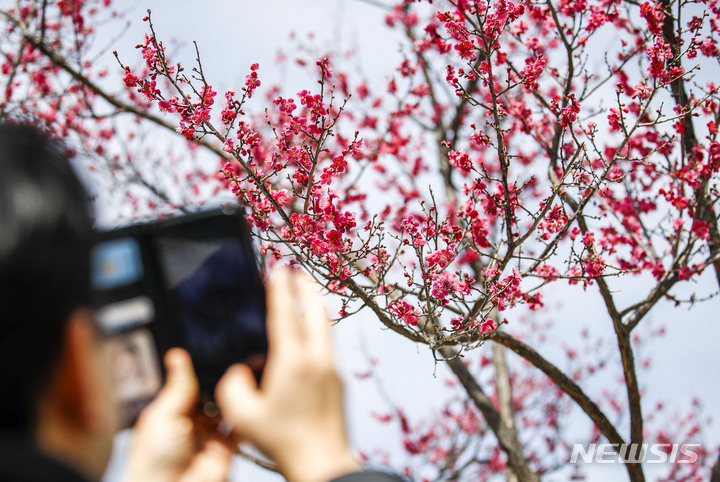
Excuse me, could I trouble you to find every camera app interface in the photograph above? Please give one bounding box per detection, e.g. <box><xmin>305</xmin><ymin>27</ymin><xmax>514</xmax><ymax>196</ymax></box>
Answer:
<box><xmin>155</xmin><ymin>234</ymin><xmax>267</xmax><ymax>393</ymax></box>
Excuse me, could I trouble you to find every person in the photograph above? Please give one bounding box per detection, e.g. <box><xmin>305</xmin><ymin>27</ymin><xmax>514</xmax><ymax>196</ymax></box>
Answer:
<box><xmin>0</xmin><ymin>123</ymin><xmax>402</xmax><ymax>482</ymax></box>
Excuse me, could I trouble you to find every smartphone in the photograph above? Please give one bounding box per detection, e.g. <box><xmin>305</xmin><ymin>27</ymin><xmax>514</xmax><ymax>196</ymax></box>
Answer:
<box><xmin>91</xmin><ymin>205</ymin><xmax>267</xmax><ymax>427</ymax></box>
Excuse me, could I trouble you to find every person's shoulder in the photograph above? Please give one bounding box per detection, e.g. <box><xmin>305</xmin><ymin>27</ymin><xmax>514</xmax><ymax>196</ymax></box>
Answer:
<box><xmin>0</xmin><ymin>433</ymin><xmax>90</xmax><ymax>482</ymax></box>
<box><xmin>330</xmin><ymin>471</ymin><xmax>409</xmax><ymax>482</ymax></box>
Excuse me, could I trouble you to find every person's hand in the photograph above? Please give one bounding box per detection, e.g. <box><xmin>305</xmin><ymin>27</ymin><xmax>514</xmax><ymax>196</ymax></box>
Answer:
<box><xmin>126</xmin><ymin>348</ymin><xmax>234</xmax><ymax>482</ymax></box>
<box><xmin>215</xmin><ymin>269</ymin><xmax>359</xmax><ymax>482</ymax></box>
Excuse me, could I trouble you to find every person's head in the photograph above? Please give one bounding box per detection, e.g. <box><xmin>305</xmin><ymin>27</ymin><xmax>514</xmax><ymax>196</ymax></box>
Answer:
<box><xmin>0</xmin><ymin>123</ymin><xmax>118</xmax><ymax>478</ymax></box>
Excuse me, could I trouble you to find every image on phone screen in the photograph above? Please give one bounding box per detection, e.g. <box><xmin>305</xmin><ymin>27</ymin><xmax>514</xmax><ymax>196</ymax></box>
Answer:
<box><xmin>155</xmin><ymin>235</ymin><xmax>267</xmax><ymax>392</ymax></box>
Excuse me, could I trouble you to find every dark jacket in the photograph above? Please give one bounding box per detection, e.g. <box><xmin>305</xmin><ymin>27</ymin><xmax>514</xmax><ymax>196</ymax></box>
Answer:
<box><xmin>332</xmin><ymin>473</ymin><xmax>406</xmax><ymax>482</ymax></box>
<box><xmin>0</xmin><ymin>432</ymin><xmax>404</xmax><ymax>482</ymax></box>
<box><xmin>0</xmin><ymin>433</ymin><xmax>89</xmax><ymax>482</ymax></box>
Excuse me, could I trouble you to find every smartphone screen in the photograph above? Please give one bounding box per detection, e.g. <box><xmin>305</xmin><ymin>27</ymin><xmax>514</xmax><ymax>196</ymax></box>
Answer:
<box><xmin>154</xmin><ymin>232</ymin><xmax>267</xmax><ymax>395</ymax></box>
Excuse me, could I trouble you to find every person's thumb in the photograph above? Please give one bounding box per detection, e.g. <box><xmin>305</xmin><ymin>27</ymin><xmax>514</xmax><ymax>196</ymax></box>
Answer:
<box><xmin>152</xmin><ymin>348</ymin><xmax>199</xmax><ymax>416</ymax></box>
<box><xmin>215</xmin><ymin>364</ymin><xmax>261</xmax><ymax>430</ymax></box>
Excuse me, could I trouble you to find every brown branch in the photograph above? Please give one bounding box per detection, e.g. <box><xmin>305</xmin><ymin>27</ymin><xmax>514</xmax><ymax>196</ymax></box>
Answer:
<box><xmin>540</xmin><ymin>99</ymin><xmax>646</xmax><ymax>482</ymax></box>
<box><xmin>711</xmin><ymin>452</ymin><xmax>720</xmax><ymax>482</ymax></box>
<box><xmin>568</xmin><ymin>199</ymin><xmax>644</xmax><ymax>482</ymax></box>
<box><xmin>595</xmin><ymin>277</ymin><xmax>644</xmax><ymax>453</ymax></box>
<box><xmin>359</xmin><ymin>253</ymin><xmax>537</xmax><ymax>480</ymax></box>
<box><xmin>439</xmin><ymin>345</ymin><xmax>540</xmax><ymax>482</ymax></box>
<box><xmin>0</xmin><ymin>10</ymin><xmax>178</xmax><ymax>132</ymax></box>
<box><xmin>623</xmin><ymin>269</ymin><xmax>680</xmax><ymax>331</ymax></box>
<box><xmin>491</xmin><ymin>335</ymin><xmax>519</xmax><ymax>482</ymax></box>
<box><xmin>660</xmin><ymin>0</ymin><xmax>720</xmax><ymax>290</ymax></box>
<box><xmin>338</xmin><ymin>271</ymin><xmax>429</xmax><ymax>344</ymax></box>
<box><xmin>488</xmin><ymin>330</ymin><xmax>626</xmax><ymax>447</ymax></box>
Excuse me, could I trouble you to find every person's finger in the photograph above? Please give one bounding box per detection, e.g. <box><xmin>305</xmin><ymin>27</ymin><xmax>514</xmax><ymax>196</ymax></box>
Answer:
<box><xmin>266</xmin><ymin>267</ymin><xmax>302</xmax><ymax>353</ymax></box>
<box><xmin>215</xmin><ymin>364</ymin><xmax>261</xmax><ymax>429</ymax></box>
<box><xmin>151</xmin><ymin>348</ymin><xmax>199</xmax><ymax>416</ymax></box>
<box><xmin>295</xmin><ymin>273</ymin><xmax>333</xmax><ymax>363</ymax></box>
<box><xmin>194</xmin><ymin>415</ymin><xmax>238</xmax><ymax>453</ymax></box>
<box><xmin>178</xmin><ymin>438</ymin><xmax>234</xmax><ymax>482</ymax></box>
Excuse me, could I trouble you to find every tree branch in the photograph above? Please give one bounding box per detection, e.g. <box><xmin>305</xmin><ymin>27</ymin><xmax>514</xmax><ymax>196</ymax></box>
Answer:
<box><xmin>439</xmin><ymin>345</ymin><xmax>540</xmax><ymax>482</ymax></box>
<box><xmin>488</xmin><ymin>330</ymin><xmax>626</xmax><ymax>447</ymax></box>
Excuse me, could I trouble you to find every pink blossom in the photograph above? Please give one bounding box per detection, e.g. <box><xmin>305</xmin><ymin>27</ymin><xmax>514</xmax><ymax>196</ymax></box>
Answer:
<box><xmin>608</xmin><ymin>107</ymin><xmax>623</xmax><ymax>131</ymax></box>
<box><xmin>520</xmin><ymin>54</ymin><xmax>546</xmax><ymax>92</ymax></box>
<box><xmin>651</xmin><ymin>261</ymin><xmax>665</xmax><ymax>280</ymax></box>
<box><xmin>448</xmin><ymin>149</ymin><xmax>473</xmax><ymax>175</ymax></box>
<box><xmin>244</xmin><ymin>64</ymin><xmax>261</xmax><ymax>98</ymax></box>
<box><xmin>535</xmin><ymin>263</ymin><xmax>559</xmax><ymax>281</ymax></box>
<box><xmin>581</xmin><ymin>232</ymin><xmax>594</xmax><ymax>247</ymax></box>
<box><xmin>640</xmin><ymin>2</ymin><xmax>665</xmax><ymax>35</ymax></box>
<box><xmin>678</xmin><ymin>266</ymin><xmax>694</xmax><ymax>281</ymax></box>
<box><xmin>479</xmin><ymin>318</ymin><xmax>498</xmax><ymax>334</ymax></box>
<box><xmin>270</xmin><ymin>189</ymin><xmax>292</xmax><ymax>207</ymax></box>
<box><xmin>426</xmin><ymin>247</ymin><xmax>455</xmax><ymax>269</ymax></box>
<box><xmin>222</xmin><ymin>138</ymin><xmax>235</xmax><ymax>153</ymax></box>
<box><xmin>524</xmin><ymin>292</ymin><xmax>543</xmax><ymax>311</ymax></box>
<box><xmin>559</xmin><ymin>94</ymin><xmax>580</xmax><ymax>127</ymax></box>
<box><xmin>431</xmin><ymin>271</ymin><xmax>460</xmax><ymax>305</ymax></box>
<box><xmin>699</xmin><ymin>39</ymin><xmax>719</xmax><ymax>57</ymax></box>
<box><xmin>298</xmin><ymin>89</ymin><xmax>327</xmax><ymax>118</ymax></box>
<box><xmin>691</xmin><ymin>220</ymin><xmax>710</xmax><ymax>240</ymax></box>
<box><xmin>567</xmin><ymin>266</ymin><xmax>583</xmax><ymax>285</ymax></box>
<box><xmin>491</xmin><ymin>269</ymin><xmax>522</xmax><ymax>311</ymax></box>
<box><xmin>122</xmin><ymin>70</ymin><xmax>138</xmax><ymax>87</ymax></box>
<box><xmin>389</xmin><ymin>300</ymin><xmax>420</xmax><ymax>326</ymax></box>
<box><xmin>538</xmin><ymin>205</ymin><xmax>568</xmax><ymax>239</ymax></box>
<box><xmin>584</xmin><ymin>257</ymin><xmax>605</xmax><ymax>277</ymax></box>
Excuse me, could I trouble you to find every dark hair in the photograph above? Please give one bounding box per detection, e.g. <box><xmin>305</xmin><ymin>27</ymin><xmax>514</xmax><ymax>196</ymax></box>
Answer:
<box><xmin>0</xmin><ymin>124</ymin><xmax>93</xmax><ymax>431</ymax></box>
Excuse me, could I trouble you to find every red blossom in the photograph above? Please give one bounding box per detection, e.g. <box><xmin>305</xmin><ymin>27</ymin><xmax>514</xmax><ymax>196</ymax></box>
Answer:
<box><xmin>389</xmin><ymin>300</ymin><xmax>420</xmax><ymax>326</ymax></box>
<box><xmin>448</xmin><ymin>149</ymin><xmax>473</xmax><ymax>175</ymax></box>
<box><xmin>640</xmin><ymin>2</ymin><xmax>665</xmax><ymax>35</ymax></box>
<box><xmin>520</xmin><ymin>54</ymin><xmax>546</xmax><ymax>92</ymax></box>
<box><xmin>244</xmin><ymin>63</ymin><xmax>261</xmax><ymax>98</ymax></box>
<box><xmin>691</xmin><ymin>220</ymin><xmax>710</xmax><ymax>240</ymax></box>
<box><xmin>583</xmin><ymin>256</ymin><xmax>605</xmax><ymax>278</ymax></box>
